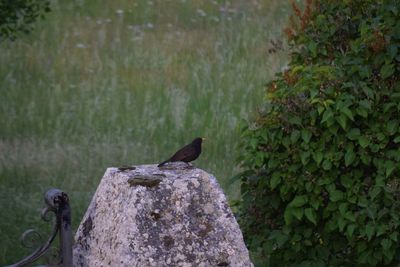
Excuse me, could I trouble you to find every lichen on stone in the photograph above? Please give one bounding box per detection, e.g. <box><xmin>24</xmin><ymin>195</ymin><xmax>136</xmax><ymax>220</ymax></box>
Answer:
<box><xmin>127</xmin><ymin>175</ymin><xmax>163</xmax><ymax>187</ymax></box>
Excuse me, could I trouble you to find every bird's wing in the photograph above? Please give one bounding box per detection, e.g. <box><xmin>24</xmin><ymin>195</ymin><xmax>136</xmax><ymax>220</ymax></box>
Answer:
<box><xmin>169</xmin><ymin>144</ymin><xmax>196</xmax><ymax>161</ymax></box>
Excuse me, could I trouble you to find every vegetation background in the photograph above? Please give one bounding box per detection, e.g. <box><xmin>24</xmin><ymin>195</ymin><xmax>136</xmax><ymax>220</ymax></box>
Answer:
<box><xmin>0</xmin><ymin>0</ymin><xmax>291</xmax><ymax>264</ymax></box>
<box><xmin>238</xmin><ymin>1</ymin><xmax>400</xmax><ymax>266</ymax></box>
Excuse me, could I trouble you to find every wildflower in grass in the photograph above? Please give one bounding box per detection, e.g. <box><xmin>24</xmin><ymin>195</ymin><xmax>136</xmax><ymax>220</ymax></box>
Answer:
<box><xmin>196</xmin><ymin>9</ymin><xmax>207</xmax><ymax>17</ymax></box>
<box><xmin>76</xmin><ymin>43</ymin><xmax>86</xmax><ymax>49</ymax></box>
<box><xmin>211</xmin><ymin>16</ymin><xmax>219</xmax><ymax>23</ymax></box>
<box><xmin>116</xmin><ymin>9</ymin><xmax>124</xmax><ymax>15</ymax></box>
<box><xmin>219</xmin><ymin>5</ymin><xmax>236</xmax><ymax>14</ymax></box>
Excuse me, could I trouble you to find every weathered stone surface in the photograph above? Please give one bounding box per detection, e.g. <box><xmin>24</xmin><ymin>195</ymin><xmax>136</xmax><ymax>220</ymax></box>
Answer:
<box><xmin>73</xmin><ymin>162</ymin><xmax>253</xmax><ymax>267</ymax></box>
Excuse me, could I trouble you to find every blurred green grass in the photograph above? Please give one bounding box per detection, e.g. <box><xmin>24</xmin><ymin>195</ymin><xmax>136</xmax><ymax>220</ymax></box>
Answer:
<box><xmin>0</xmin><ymin>0</ymin><xmax>289</xmax><ymax>264</ymax></box>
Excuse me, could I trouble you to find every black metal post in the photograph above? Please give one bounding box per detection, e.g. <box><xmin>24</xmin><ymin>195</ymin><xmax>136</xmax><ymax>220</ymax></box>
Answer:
<box><xmin>5</xmin><ymin>188</ymin><xmax>73</xmax><ymax>267</ymax></box>
<box><xmin>57</xmin><ymin>193</ymin><xmax>73</xmax><ymax>267</ymax></box>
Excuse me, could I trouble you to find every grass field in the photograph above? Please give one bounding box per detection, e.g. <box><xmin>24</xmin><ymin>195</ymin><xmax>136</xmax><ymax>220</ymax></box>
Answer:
<box><xmin>0</xmin><ymin>0</ymin><xmax>289</xmax><ymax>264</ymax></box>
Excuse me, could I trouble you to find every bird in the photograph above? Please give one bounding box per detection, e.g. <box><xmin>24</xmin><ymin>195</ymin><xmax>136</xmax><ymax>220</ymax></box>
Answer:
<box><xmin>158</xmin><ymin>137</ymin><xmax>205</xmax><ymax>167</ymax></box>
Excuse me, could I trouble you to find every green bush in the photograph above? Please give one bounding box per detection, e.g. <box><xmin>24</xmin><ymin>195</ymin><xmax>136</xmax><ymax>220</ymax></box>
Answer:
<box><xmin>0</xmin><ymin>0</ymin><xmax>50</xmax><ymax>41</ymax></box>
<box><xmin>238</xmin><ymin>0</ymin><xmax>400</xmax><ymax>266</ymax></box>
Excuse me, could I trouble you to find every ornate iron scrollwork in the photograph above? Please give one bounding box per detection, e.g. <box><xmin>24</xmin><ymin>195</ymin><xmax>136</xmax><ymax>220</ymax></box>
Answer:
<box><xmin>5</xmin><ymin>188</ymin><xmax>73</xmax><ymax>267</ymax></box>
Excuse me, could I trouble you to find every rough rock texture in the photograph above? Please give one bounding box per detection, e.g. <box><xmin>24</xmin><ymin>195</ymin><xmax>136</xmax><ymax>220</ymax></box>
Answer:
<box><xmin>73</xmin><ymin>163</ymin><xmax>253</xmax><ymax>267</ymax></box>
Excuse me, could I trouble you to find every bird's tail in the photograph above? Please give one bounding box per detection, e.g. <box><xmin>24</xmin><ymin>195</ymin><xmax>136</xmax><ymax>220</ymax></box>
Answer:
<box><xmin>157</xmin><ymin>160</ymin><xmax>169</xmax><ymax>167</ymax></box>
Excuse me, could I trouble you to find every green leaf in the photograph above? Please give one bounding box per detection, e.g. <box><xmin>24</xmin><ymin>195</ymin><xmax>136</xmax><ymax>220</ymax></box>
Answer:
<box><xmin>330</xmin><ymin>190</ymin><xmax>344</xmax><ymax>202</ymax></box>
<box><xmin>390</xmin><ymin>232</ymin><xmax>398</xmax><ymax>242</ymax></box>
<box><xmin>366</xmin><ymin>223</ymin><xmax>375</xmax><ymax>241</ymax></box>
<box><xmin>381</xmin><ymin>238</ymin><xmax>392</xmax><ymax>251</ymax></box>
<box><xmin>344</xmin><ymin>211</ymin><xmax>356</xmax><ymax>222</ymax></box>
<box><xmin>301</xmin><ymin>129</ymin><xmax>312</xmax><ymax>143</ymax></box>
<box><xmin>250</xmin><ymin>138</ymin><xmax>258</xmax><ymax>149</ymax></box>
<box><xmin>356</xmin><ymin>241</ymin><xmax>367</xmax><ymax>254</ymax></box>
<box><xmin>312</xmin><ymin>151</ymin><xmax>324</xmax><ymax>165</ymax></box>
<box><xmin>338</xmin><ymin>216</ymin><xmax>346</xmax><ymax>231</ymax></box>
<box><xmin>387</xmin><ymin>120</ymin><xmax>398</xmax><ymax>135</ymax></box>
<box><xmin>370</xmin><ymin>144</ymin><xmax>380</xmax><ymax>153</ymax></box>
<box><xmin>321</xmin><ymin>108</ymin><xmax>333</xmax><ymax>123</ymax></box>
<box><xmin>270</xmin><ymin>173</ymin><xmax>281</xmax><ymax>189</ymax></box>
<box><xmin>360</xmin><ymin>154</ymin><xmax>371</xmax><ymax>164</ymax></box>
<box><xmin>268</xmin><ymin>158</ymin><xmax>279</xmax><ymax>168</ymax></box>
<box><xmin>345</xmin><ymin>149</ymin><xmax>356</xmax><ymax>166</ymax></box>
<box><xmin>376</xmin><ymin>224</ymin><xmax>388</xmax><ymax>236</ymax></box>
<box><xmin>308</xmin><ymin>40</ymin><xmax>317</xmax><ymax>57</ymax></box>
<box><xmin>341</xmin><ymin>107</ymin><xmax>354</xmax><ymax>121</ymax></box>
<box><xmin>356</xmin><ymin>100</ymin><xmax>371</xmax><ymax>118</ymax></box>
<box><xmin>385</xmin><ymin>160</ymin><xmax>395</xmax><ymax>177</ymax></box>
<box><xmin>368</xmin><ymin>186</ymin><xmax>382</xmax><ymax>200</ymax></box>
<box><xmin>272</xmin><ymin>230</ymin><xmax>289</xmax><ymax>247</ymax></box>
<box><xmin>373</xmin><ymin>132</ymin><xmax>383</xmax><ymax>141</ymax></box>
<box><xmin>347</xmin><ymin>224</ymin><xmax>356</xmax><ymax>238</ymax></box>
<box><xmin>361</xmin><ymin>85</ymin><xmax>374</xmax><ymax>99</ymax></box>
<box><xmin>291</xmin><ymin>130</ymin><xmax>300</xmax><ymax>143</ymax></box>
<box><xmin>339</xmin><ymin>203</ymin><xmax>348</xmax><ymax>215</ymax></box>
<box><xmin>282</xmin><ymin>136</ymin><xmax>291</xmax><ymax>148</ymax></box>
<box><xmin>356</xmin><ymin>107</ymin><xmax>368</xmax><ymax>118</ymax></box>
<box><xmin>340</xmin><ymin>175</ymin><xmax>353</xmax><ymax>189</ymax></box>
<box><xmin>322</xmin><ymin>159</ymin><xmax>332</xmax><ymax>170</ymax></box>
<box><xmin>347</xmin><ymin>128</ymin><xmax>361</xmax><ymax>140</ymax></box>
<box><xmin>300</xmin><ymin>151</ymin><xmax>311</xmax><ymax>165</ymax></box>
<box><xmin>359</xmin><ymin>100</ymin><xmax>371</xmax><ymax>110</ymax></box>
<box><xmin>380</xmin><ymin>63</ymin><xmax>395</xmax><ymax>79</ymax></box>
<box><xmin>289</xmin><ymin>195</ymin><xmax>308</xmax><ymax>207</ymax></box>
<box><xmin>376</xmin><ymin>176</ymin><xmax>385</xmax><ymax>187</ymax></box>
<box><xmin>348</xmin><ymin>195</ymin><xmax>357</xmax><ymax>204</ymax></box>
<box><xmin>358</xmin><ymin>136</ymin><xmax>370</xmax><ymax>148</ymax></box>
<box><xmin>289</xmin><ymin>116</ymin><xmax>302</xmax><ymax>126</ymax></box>
<box><xmin>336</xmin><ymin>114</ymin><xmax>347</xmax><ymax>130</ymax></box>
<box><xmin>305</xmin><ymin>181</ymin><xmax>312</xmax><ymax>192</ymax></box>
<box><xmin>284</xmin><ymin>208</ymin><xmax>293</xmax><ymax>225</ymax></box>
<box><xmin>388</xmin><ymin>44</ymin><xmax>398</xmax><ymax>60</ymax></box>
<box><xmin>383</xmin><ymin>102</ymin><xmax>396</xmax><ymax>113</ymax></box>
<box><xmin>305</xmin><ymin>208</ymin><xmax>317</xmax><ymax>225</ymax></box>
<box><xmin>317</xmin><ymin>105</ymin><xmax>325</xmax><ymax>115</ymax></box>
<box><xmin>292</xmin><ymin>207</ymin><xmax>304</xmax><ymax>220</ymax></box>
<box><xmin>310</xmin><ymin>197</ymin><xmax>320</xmax><ymax>210</ymax></box>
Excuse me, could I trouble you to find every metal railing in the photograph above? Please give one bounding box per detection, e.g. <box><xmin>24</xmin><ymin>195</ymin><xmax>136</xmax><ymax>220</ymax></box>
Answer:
<box><xmin>5</xmin><ymin>188</ymin><xmax>73</xmax><ymax>267</ymax></box>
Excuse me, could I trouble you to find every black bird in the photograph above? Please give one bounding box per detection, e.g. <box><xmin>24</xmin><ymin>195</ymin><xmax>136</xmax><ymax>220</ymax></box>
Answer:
<box><xmin>158</xmin><ymin>137</ymin><xmax>205</xmax><ymax>167</ymax></box>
